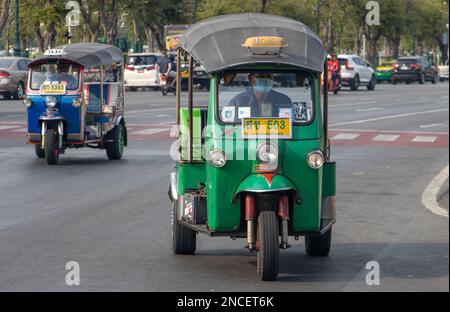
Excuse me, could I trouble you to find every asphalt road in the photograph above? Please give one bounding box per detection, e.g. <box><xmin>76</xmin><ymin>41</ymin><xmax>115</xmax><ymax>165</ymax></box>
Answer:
<box><xmin>0</xmin><ymin>82</ymin><xmax>448</xmax><ymax>291</ymax></box>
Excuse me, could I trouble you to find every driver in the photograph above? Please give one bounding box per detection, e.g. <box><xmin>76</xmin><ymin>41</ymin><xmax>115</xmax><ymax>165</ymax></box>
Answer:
<box><xmin>228</xmin><ymin>73</ymin><xmax>292</xmax><ymax>118</ymax></box>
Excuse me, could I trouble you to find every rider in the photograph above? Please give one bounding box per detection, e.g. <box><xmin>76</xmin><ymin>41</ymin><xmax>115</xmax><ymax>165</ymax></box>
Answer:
<box><xmin>156</xmin><ymin>50</ymin><xmax>176</xmax><ymax>86</ymax></box>
<box><xmin>228</xmin><ymin>73</ymin><xmax>292</xmax><ymax>119</ymax></box>
<box><xmin>328</xmin><ymin>54</ymin><xmax>340</xmax><ymax>90</ymax></box>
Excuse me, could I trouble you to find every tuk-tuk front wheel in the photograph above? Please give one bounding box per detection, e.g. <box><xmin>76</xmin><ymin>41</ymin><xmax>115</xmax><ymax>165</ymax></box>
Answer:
<box><xmin>305</xmin><ymin>228</ymin><xmax>332</xmax><ymax>257</ymax></box>
<box><xmin>35</xmin><ymin>144</ymin><xmax>45</xmax><ymax>158</ymax></box>
<box><xmin>106</xmin><ymin>125</ymin><xmax>125</xmax><ymax>160</ymax></box>
<box><xmin>256</xmin><ymin>211</ymin><xmax>279</xmax><ymax>281</ymax></box>
<box><xmin>44</xmin><ymin>129</ymin><xmax>59</xmax><ymax>165</ymax></box>
<box><xmin>172</xmin><ymin>201</ymin><xmax>196</xmax><ymax>255</ymax></box>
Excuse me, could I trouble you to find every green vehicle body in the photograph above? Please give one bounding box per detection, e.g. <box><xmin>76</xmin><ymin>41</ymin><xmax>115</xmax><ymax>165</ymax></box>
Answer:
<box><xmin>376</xmin><ymin>70</ymin><xmax>392</xmax><ymax>81</ymax></box>
<box><xmin>176</xmin><ymin>67</ymin><xmax>336</xmax><ymax>234</ymax></box>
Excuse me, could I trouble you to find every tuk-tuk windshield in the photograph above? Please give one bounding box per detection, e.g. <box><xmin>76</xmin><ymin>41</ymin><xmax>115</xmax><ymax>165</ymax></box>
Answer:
<box><xmin>30</xmin><ymin>63</ymin><xmax>81</xmax><ymax>90</ymax></box>
<box><xmin>218</xmin><ymin>71</ymin><xmax>313</xmax><ymax>124</ymax></box>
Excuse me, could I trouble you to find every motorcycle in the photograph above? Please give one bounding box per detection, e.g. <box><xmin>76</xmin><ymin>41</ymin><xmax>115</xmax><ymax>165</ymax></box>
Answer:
<box><xmin>160</xmin><ymin>73</ymin><xmax>176</xmax><ymax>96</ymax></box>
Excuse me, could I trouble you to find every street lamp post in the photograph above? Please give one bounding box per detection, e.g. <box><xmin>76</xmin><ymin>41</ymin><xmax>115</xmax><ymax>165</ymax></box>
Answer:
<box><xmin>13</xmin><ymin>0</ymin><xmax>21</xmax><ymax>57</ymax></box>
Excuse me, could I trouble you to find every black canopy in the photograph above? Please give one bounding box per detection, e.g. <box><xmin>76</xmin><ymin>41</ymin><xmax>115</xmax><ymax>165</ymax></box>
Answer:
<box><xmin>181</xmin><ymin>13</ymin><xmax>326</xmax><ymax>73</ymax></box>
<box><xmin>29</xmin><ymin>43</ymin><xmax>123</xmax><ymax>67</ymax></box>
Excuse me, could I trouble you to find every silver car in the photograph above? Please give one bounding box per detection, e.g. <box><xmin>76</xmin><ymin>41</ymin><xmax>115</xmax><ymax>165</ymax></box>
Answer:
<box><xmin>0</xmin><ymin>57</ymin><xmax>30</xmax><ymax>100</ymax></box>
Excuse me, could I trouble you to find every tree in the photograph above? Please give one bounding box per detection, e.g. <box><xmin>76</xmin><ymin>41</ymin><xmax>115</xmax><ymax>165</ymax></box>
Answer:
<box><xmin>0</xmin><ymin>0</ymin><xmax>10</xmax><ymax>45</ymax></box>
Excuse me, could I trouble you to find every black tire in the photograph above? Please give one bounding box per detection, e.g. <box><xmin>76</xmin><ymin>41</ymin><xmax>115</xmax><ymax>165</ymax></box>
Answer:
<box><xmin>161</xmin><ymin>85</ymin><xmax>169</xmax><ymax>96</ymax></box>
<box><xmin>129</xmin><ymin>87</ymin><xmax>138</xmax><ymax>91</ymax></box>
<box><xmin>106</xmin><ymin>124</ymin><xmax>125</xmax><ymax>160</ymax></box>
<box><xmin>13</xmin><ymin>82</ymin><xmax>25</xmax><ymax>100</ymax></box>
<box><xmin>172</xmin><ymin>200</ymin><xmax>196</xmax><ymax>254</ymax></box>
<box><xmin>440</xmin><ymin>78</ymin><xmax>445</xmax><ymax>82</ymax></box>
<box><xmin>419</xmin><ymin>72</ymin><xmax>425</xmax><ymax>84</ymax></box>
<box><xmin>350</xmin><ymin>75</ymin><xmax>360</xmax><ymax>91</ymax></box>
<box><xmin>44</xmin><ymin>129</ymin><xmax>59</xmax><ymax>165</ymax></box>
<box><xmin>367</xmin><ymin>75</ymin><xmax>376</xmax><ymax>91</ymax></box>
<box><xmin>256</xmin><ymin>211</ymin><xmax>279</xmax><ymax>281</ymax></box>
<box><xmin>35</xmin><ymin>144</ymin><xmax>45</xmax><ymax>158</ymax></box>
<box><xmin>305</xmin><ymin>228</ymin><xmax>332</xmax><ymax>257</ymax></box>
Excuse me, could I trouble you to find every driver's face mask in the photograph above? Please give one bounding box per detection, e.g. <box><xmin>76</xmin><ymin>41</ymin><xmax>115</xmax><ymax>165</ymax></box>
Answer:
<box><xmin>254</xmin><ymin>78</ymin><xmax>273</xmax><ymax>93</ymax></box>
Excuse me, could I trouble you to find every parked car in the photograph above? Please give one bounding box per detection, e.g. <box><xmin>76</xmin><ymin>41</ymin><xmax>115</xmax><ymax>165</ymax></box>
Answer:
<box><xmin>375</xmin><ymin>60</ymin><xmax>396</xmax><ymax>83</ymax></box>
<box><xmin>391</xmin><ymin>56</ymin><xmax>438</xmax><ymax>84</ymax></box>
<box><xmin>124</xmin><ymin>53</ymin><xmax>160</xmax><ymax>91</ymax></box>
<box><xmin>438</xmin><ymin>60</ymin><xmax>449</xmax><ymax>82</ymax></box>
<box><xmin>0</xmin><ymin>57</ymin><xmax>30</xmax><ymax>99</ymax></box>
<box><xmin>338</xmin><ymin>54</ymin><xmax>376</xmax><ymax>91</ymax></box>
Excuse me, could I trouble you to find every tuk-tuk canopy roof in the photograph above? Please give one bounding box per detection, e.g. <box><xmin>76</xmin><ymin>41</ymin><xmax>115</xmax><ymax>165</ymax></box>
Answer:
<box><xmin>181</xmin><ymin>13</ymin><xmax>326</xmax><ymax>73</ymax></box>
<box><xmin>29</xmin><ymin>43</ymin><xmax>123</xmax><ymax>68</ymax></box>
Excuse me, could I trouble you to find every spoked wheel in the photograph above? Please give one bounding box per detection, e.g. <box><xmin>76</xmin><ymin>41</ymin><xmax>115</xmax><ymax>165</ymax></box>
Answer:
<box><xmin>44</xmin><ymin>129</ymin><xmax>59</xmax><ymax>165</ymax></box>
<box><xmin>14</xmin><ymin>82</ymin><xmax>25</xmax><ymax>100</ymax></box>
<box><xmin>35</xmin><ymin>144</ymin><xmax>45</xmax><ymax>158</ymax></box>
<box><xmin>256</xmin><ymin>211</ymin><xmax>279</xmax><ymax>281</ymax></box>
<box><xmin>172</xmin><ymin>200</ymin><xmax>196</xmax><ymax>254</ymax></box>
<box><xmin>305</xmin><ymin>228</ymin><xmax>332</xmax><ymax>257</ymax></box>
<box><xmin>161</xmin><ymin>85</ymin><xmax>169</xmax><ymax>96</ymax></box>
<box><xmin>106</xmin><ymin>124</ymin><xmax>125</xmax><ymax>160</ymax></box>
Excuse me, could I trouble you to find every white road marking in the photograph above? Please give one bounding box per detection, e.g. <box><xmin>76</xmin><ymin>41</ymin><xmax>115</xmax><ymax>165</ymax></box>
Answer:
<box><xmin>131</xmin><ymin>128</ymin><xmax>168</xmax><ymax>135</ymax></box>
<box><xmin>330</xmin><ymin>128</ymin><xmax>448</xmax><ymax>135</ymax></box>
<box><xmin>329</xmin><ymin>108</ymin><xmax>449</xmax><ymax>127</ymax></box>
<box><xmin>412</xmin><ymin>136</ymin><xmax>437</xmax><ymax>143</ymax></box>
<box><xmin>372</xmin><ymin>134</ymin><xmax>399</xmax><ymax>142</ymax></box>
<box><xmin>419</xmin><ymin>123</ymin><xmax>446</xmax><ymax>129</ymax></box>
<box><xmin>10</xmin><ymin>128</ymin><xmax>27</xmax><ymax>132</ymax></box>
<box><xmin>0</xmin><ymin>125</ymin><xmax>20</xmax><ymax>130</ymax></box>
<box><xmin>421</xmin><ymin>165</ymin><xmax>449</xmax><ymax>218</ymax></box>
<box><xmin>356</xmin><ymin>107</ymin><xmax>384</xmax><ymax>112</ymax></box>
<box><xmin>331</xmin><ymin>133</ymin><xmax>360</xmax><ymax>140</ymax></box>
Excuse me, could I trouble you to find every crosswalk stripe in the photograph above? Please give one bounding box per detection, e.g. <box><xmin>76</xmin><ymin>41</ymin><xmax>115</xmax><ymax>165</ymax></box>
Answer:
<box><xmin>372</xmin><ymin>134</ymin><xmax>400</xmax><ymax>142</ymax></box>
<box><xmin>412</xmin><ymin>136</ymin><xmax>437</xmax><ymax>143</ymax></box>
<box><xmin>10</xmin><ymin>128</ymin><xmax>27</xmax><ymax>132</ymax></box>
<box><xmin>331</xmin><ymin>133</ymin><xmax>360</xmax><ymax>140</ymax></box>
<box><xmin>131</xmin><ymin>128</ymin><xmax>168</xmax><ymax>135</ymax></box>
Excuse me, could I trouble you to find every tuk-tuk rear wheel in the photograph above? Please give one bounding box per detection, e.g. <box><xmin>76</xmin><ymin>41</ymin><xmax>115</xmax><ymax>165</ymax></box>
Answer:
<box><xmin>35</xmin><ymin>144</ymin><xmax>45</xmax><ymax>158</ymax></box>
<box><xmin>172</xmin><ymin>201</ymin><xmax>196</xmax><ymax>255</ymax></box>
<box><xmin>305</xmin><ymin>228</ymin><xmax>332</xmax><ymax>257</ymax></box>
<box><xmin>106</xmin><ymin>125</ymin><xmax>125</xmax><ymax>160</ymax></box>
<box><xmin>44</xmin><ymin>129</ymin><xmax>59</xmax><ymax>165</ymax></box>
<box><xmin>256</xmin><ymin>211</ymin><xmax>279</xmax><ymax>281</ymax></box>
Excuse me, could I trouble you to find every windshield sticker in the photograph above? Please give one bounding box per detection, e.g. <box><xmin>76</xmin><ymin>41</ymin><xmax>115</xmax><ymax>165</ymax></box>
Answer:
<box><xmin>278</xmin><ymin>108</ymin><xmax>292</xmax><ymax>118</ymax></box>
<box><xmin>221</xmin><ymin>106</ymin><xmax>236</xmax><ymax>122</ymax></box>
<box><xmin>238</xmin><ymin>107</ymin><xmax>251</xmax><ymax>119</ymax></box>
<box><xmin>293</xmin><ymin>102</ymin><xmax>308</xmax><ymax>122</ymax></box>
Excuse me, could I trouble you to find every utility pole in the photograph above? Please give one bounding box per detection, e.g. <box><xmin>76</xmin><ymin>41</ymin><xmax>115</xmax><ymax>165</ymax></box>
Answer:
<box><xmin>13</xmin><ymin>0</ymin><xmax>21</xmax><ymax>56</ymax></box>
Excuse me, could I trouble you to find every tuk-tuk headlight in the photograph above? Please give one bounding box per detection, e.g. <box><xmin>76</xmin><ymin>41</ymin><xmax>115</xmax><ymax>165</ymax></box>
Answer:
<box><xmin>45</xmin><ymin>96</ymin><xmax>57</xmax><ymax>108</ymax></box>
<box><xmin>23</xmin><ymin>97</ymin><xmax>32</xmax><ymax>108</ymax></box>
<box><xmin>209</xmin><ymin>149</ymin><xmax>227</xmax><ymax>168</ymax></box>
<box><xmin>307</xmin><ymin>150</ymin><xmax>324</xmax><ymax>169</ymax></box>
<box><xmin>72</xmin><ymin>97</ymin><xmax>82</xmax><ymax>108</ymax></box>
<box><xmin>256</xmin><ymin>142</ymin><xmax>279</xmax><ymax>164</ymax></box>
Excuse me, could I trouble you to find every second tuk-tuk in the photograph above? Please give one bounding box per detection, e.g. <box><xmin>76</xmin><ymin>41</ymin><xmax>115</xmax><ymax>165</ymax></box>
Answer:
<box><xmin>169</xmin><ymin>14</ymin><xmax>336</xmax><ymax>281</ymax></box>
<box><xmin>24</xmin><ymin>43</ymin><xmax>127</xmax><ymax>165</ymax></box>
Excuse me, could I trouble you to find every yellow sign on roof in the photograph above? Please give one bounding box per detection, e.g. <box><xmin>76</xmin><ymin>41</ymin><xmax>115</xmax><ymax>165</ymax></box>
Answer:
<box><xmin>242</xmin><ymin>36</ymin><xmax>288</xmax><ymax>49</ymax></box>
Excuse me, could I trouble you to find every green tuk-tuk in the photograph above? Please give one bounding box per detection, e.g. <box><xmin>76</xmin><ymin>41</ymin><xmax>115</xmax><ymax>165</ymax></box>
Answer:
<box><xmin>168</xmin><ymin>13</ymin><xmax>336</xmax><ymax>281</ymax></box>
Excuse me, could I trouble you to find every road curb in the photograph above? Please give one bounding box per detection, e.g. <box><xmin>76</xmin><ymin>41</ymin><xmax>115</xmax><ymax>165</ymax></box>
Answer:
<box><xmin>421</xmin><ymin>165</ymin><xmax>449</xmax><ymax>217</ymax></box>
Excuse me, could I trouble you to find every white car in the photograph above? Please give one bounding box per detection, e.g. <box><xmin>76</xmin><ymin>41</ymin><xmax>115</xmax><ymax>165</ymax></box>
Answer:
<box><xmin>338</xmin><ymin>54</ymin><xmax>377</xmax><ymax>91</ymax></box>
<box><xmin>124</xmin><ymin>53</ymin><xmax>160</xmax><ymax>91</ymax></box>
<box><xmin>438</xmin><ymin>60</ymin><xmax>449</xmax><ymax>82</ymax></box>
